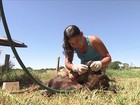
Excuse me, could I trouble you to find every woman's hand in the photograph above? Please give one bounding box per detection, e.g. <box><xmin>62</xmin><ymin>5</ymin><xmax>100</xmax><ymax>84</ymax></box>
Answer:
<box><xmin>72</xmin><ymin>64</ymin><xmax>88</xmax><ymax>75</ymax></box>
<box><xmin>90</xmin><ymin>61</ymin><xmax>102</xmax><ymax>71</ymax></box>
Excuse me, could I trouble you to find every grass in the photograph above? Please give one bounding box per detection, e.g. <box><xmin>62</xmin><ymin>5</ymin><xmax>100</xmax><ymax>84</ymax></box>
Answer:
<box><xmin>0</xmin><ymin>70</ymin><xmax>40</xmax><ymax>88</ymax></box>
<box><xmin>0</xmin><ymin>69</ymin><xmax>140</xmax><ymax>105</ymax></box>
<box><xmin>107</xmin><ymin>69</ymin><xmax>140</xmax><ymax>78</ymax></box>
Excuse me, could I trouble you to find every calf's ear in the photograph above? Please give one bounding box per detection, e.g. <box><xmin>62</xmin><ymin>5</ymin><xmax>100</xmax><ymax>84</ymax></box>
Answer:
<box><xmin>85</xmin><ymin>60</ymin><xmax>93</xmax><ymax>68</ymax></box>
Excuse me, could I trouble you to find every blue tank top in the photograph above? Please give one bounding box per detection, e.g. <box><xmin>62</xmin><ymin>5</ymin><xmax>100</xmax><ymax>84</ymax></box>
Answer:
<box><xmin>74</xmin><ymin>37</ymin><xmax>102</xmax><ymax>64</ymax></box>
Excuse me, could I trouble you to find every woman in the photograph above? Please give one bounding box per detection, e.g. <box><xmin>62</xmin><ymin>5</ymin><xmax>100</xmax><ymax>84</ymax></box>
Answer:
<box><xmin>60</xmin><ymin>25</ymin><xmax>111</xmax><ymax>82</ymax></box>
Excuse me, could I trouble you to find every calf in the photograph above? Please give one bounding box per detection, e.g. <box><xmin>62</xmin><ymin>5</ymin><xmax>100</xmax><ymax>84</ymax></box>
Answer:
<box><xmin>45</xmin><ymin>61</ymin><xmax>116</xmax><ymax>96</ymax></box>
<box><xmin>44</xmin><ymin>76</ymin><xmax>83</xmax><ymax>96</ymax></box>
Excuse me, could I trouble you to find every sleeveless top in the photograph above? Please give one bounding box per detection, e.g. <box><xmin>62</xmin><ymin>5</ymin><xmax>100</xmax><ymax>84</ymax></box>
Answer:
<box><xmin>74</xmin><ymin>37</ymin><xmax>102</xmax><ymax>64</ymax></box>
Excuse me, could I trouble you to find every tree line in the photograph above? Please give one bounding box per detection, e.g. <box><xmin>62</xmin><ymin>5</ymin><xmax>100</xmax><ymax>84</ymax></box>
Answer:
<box><xmin>108</xmin><ymin>61</ymin><xmax>140</xmax><ymax>70</ymax></box>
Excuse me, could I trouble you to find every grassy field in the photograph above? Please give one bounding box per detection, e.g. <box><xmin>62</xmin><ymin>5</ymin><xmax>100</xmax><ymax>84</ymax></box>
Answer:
<box><xmin>0</xmin><ymin>69</ymin><xmax>140</xmax><ymax>105</ymax></box>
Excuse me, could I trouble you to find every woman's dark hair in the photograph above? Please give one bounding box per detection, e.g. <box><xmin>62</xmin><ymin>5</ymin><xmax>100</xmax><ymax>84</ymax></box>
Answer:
<box><xmin>63</xmin><ymin>25</ymin><xmax>80</xmax><ymax>62</ymax></box>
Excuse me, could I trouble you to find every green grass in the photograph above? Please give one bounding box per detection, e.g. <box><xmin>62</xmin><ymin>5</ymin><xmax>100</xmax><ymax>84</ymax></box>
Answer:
<box><xmin>0</xmin><ymin>69</ymin><xmax>140</xmax><ymax>105</ymax></box>
<box><xmin>0</xmin><ymin>69</ymin><xmax>43</xmax><ymax>88</ymax></box>
<box><xmin>107</xmin><ymin>69</ymin><xmax>140</xmax><ymax>78</ymax></box>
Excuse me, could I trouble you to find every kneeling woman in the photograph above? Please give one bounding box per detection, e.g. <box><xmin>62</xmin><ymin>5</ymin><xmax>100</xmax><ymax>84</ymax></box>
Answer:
<box><xmin>60</xmin><ymin>25</ymin><xmax>111</xmax><ymax>84</ymax></box>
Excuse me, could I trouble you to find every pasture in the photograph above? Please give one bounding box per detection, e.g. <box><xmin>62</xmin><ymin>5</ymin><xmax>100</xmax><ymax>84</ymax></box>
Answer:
<box><xmin>0</xmin><ymin>69</ymin><xmax>140</xmax><ymax>105</ymax></box>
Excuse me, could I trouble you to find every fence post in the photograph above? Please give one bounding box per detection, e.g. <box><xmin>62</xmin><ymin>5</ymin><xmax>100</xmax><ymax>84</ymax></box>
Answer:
<box><xmin>56</xmin><ymin>57</ymin><xmax>60</xmax><ymax>72</ymax></box>
<box><xmin>4</xmin><ymin>54</ymin><xmax>10</xmax><ymax>72</ymax></box>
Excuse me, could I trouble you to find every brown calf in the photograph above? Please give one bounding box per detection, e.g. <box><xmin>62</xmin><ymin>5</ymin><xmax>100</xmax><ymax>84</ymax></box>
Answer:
<box><xmin>45</xmin><ymin>61</ymin><xmax>116</xmax><ymax>96</ymax></box>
